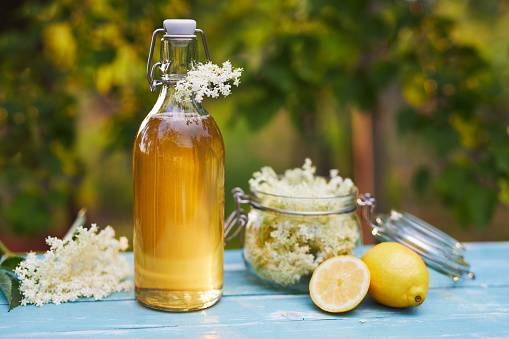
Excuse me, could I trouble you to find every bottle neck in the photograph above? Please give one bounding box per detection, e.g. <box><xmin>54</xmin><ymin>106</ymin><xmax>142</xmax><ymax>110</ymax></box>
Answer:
<box><xmin>151</xmin><ymin>37</ymin><xmax>207</xmax><ymax>116</ymax></box>
<box><xmin>160</xmin><ymin>38</ymin><xmax>197</xmax><ymax>83</ymax></box>
<box><xmin>154</xmin><ymin>38</ymin><xmax>208</xmax><ymax>115</ymax></box>
<box><xmin>153</xmin><ymin>85</ymin><xmax>207</xmax><ymax>116</ymax></box>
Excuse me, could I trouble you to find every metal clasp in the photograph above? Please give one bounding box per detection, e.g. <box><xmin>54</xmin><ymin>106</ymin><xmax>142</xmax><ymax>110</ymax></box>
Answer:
<box><xmin>146</xmin><ymin>28</ymin><xmax>165</xmax><ymax>92</ymax></box>
<box><xmin>146</xmin><ymin>28</ymin><xmax>212</xmax><ymax>92</ymax></box>
<box><xmin>357</xmin><ymin>193</ymin><xmax>378</xmax><ymax>235</ymax></box>
<box><xmin>195</xmin><ymin>29</ymin><xmax>211</xmax><ymax>61</ymax></box>
<box><xmin>224</xmin><ymin>188</ymin><xmax>250</xmax><ymax>243</ymax></box>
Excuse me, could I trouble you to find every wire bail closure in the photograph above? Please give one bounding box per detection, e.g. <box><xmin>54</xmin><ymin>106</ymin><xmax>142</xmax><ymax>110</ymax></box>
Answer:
<box><xmin>357</xmin><ymin>193</ymin><xmax>376</xmax><ymax>229</ymax></box>
<box><xmin>146</xmin><ymin>27</ymin><xmax>211</xmax><ymax>92</ymax></box>
<box><xmin>224</xmin><ymin>188</ymin><xmax>250</xmax><ymax>243</ymax></box>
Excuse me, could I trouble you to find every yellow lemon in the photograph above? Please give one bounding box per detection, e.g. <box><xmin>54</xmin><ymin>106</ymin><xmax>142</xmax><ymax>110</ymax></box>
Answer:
<box><xmin>309</xmin><ymin>256</ymin><xmax>370</xmax><ymax>313</ymax></box>
<box><xmin>362</xmin><ymin>242</ymin><xmax>429</xmax><ymax>308</ymax></box>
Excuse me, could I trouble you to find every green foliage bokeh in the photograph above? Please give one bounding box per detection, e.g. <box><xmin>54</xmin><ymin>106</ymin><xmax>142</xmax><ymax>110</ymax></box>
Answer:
<box><xmin>0</xmin><ymin>0</ymin><xmax>508</xmax><ymax>236</ymax></box>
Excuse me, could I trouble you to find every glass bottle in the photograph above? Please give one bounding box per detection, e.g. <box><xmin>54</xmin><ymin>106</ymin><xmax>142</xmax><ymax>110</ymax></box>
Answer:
<box><xmin>133</xmin><ymin>19</ymin><xmax>224</xmax><ymax>311</ymax></box>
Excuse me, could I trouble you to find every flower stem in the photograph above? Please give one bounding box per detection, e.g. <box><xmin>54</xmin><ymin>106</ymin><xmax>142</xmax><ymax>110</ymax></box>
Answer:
<box><xmin>63</xmin><ymin>209</ymin><xmax>87</xmax><ymax>242</ymax></box>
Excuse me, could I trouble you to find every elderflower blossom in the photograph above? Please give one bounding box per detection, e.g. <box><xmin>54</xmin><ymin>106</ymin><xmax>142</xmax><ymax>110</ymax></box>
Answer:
<box><xmin>174</xmin><ymin>61</ymin><xmax>242</xmax><ymax>103</ymax></box>
<box><xmin>15</xmin><ymin>224</ymin><xmax>131</xmax><ymax>306</ymax></box>
<box><xmin>244</xmin><ymin>160</ymin><xmax>360</xmax><ymax>287</ymax></box>
<box><xmin>252</xmin><ymin>158</ymin><xmax>354</xmax><ymax>196</ymax></box>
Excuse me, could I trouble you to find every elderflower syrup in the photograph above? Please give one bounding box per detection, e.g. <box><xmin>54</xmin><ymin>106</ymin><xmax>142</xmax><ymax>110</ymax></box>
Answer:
<box><xmin>133</xmin><ymin>20</ymin><xmax>225</xmax><ymax>311</ymax></box>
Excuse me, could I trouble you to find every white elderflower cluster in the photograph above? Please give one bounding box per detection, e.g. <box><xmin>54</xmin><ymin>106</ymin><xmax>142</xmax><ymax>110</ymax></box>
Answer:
<box><xmin>244</xmin><ymin>160</ymin><xmax>360</xmax><ymax>287</ymax></box>
<box><xmin>249</xmin><ymin>158</ymin><xmax>355</xmax><ymax>199</ymax></box>
<box><xmin>175</xmin><ymin>61</ymin><xmax>242</xmax><ymax>103</ymax></box>
<box><xmin>15</xmin><ymin>225</ymin><xmax>131</xmax><ymax>306</ymax></box>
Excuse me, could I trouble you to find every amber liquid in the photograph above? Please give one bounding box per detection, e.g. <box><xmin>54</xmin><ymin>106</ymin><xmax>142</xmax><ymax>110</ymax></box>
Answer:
<box><xmin>133</xmin><ymin>111</ymin><xmax>224</xmax><ymax>311</ymax></box>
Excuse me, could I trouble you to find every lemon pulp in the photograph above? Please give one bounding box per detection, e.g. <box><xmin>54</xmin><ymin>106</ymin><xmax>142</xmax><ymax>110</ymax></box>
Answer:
<box><xmin>309</xmin><ymin>255</ymin><xmax>370</xmax><ymax>313</ymax></box>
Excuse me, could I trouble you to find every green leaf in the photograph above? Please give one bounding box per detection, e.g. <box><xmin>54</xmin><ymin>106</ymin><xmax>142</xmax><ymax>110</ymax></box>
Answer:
<box><xmin>498</xmin><ymin>179</ymin><xmax>509</xmax><ymax>207</ymax></box>
<box><xmin>0</xmin><ymin>269</ymin><xmax>22</xmax><ymax>311</ymax></box>
<box><xmin>0</xmin><ymin>256</ymin><xmax>24</xmax><ymax>272</ymax></box>
<box><xmin>412</xmin><ymin>166</ymin><xmax>431</xmax><ymax>195</ymax></box>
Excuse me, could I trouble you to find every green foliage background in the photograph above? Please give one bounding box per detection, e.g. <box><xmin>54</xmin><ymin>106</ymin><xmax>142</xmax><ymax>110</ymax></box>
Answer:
<box><xmin>0</xmin><ymin>0</ymin><xmax>508</xmax><ymax>242</ymax></box>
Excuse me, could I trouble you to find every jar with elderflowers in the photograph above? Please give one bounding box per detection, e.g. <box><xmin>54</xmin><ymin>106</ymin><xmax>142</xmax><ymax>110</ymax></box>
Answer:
<box><xmin>225</xmin><ymin>160</ymin><xmax>372</xmax><ymax>291</ymax></box>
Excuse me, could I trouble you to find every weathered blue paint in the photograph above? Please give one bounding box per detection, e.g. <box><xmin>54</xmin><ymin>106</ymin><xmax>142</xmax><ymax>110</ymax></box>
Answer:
<box><xmin>1</xmin><ymin>242</ymin><xmax>508</xmax><ymax>338</ymax></box>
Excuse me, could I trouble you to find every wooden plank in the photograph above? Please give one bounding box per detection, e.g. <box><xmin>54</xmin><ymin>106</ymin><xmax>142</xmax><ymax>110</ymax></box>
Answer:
<box><xmin>0</xmin><ymin>242</ymin><xmax>507</xmax><ymax>338</ymax></box>
<box><xmin>1</xmin><ymin>286</ymin><xmax>508</xmax><ymax>338</ymax></box>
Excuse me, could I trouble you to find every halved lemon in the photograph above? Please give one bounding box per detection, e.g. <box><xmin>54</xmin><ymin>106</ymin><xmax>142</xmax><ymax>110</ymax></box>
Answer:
<box><xmin>309</xmin><ymin>255</ymin><xmax>370</xmax><ymax>313</ymax></box>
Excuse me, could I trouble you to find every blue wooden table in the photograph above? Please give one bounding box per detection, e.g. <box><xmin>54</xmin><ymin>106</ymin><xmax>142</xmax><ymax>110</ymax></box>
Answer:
<box><xmin>2</xmin><ymin>242</ymin><xmax>509</xmax><ymax>338</ymax></box>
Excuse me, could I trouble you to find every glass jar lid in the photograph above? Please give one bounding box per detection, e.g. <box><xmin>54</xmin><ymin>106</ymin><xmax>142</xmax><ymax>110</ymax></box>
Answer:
<box><xmin>358</xmin><ymin>194</ymin><xmax>475</xmax><ymax>281</ymax></box>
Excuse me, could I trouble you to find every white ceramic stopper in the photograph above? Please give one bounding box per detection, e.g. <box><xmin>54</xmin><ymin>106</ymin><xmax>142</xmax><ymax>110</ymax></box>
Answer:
<box><xmin>163</xmin><ymin>19</ymin><xmax>196</xmax><ymax>35</ymax></box>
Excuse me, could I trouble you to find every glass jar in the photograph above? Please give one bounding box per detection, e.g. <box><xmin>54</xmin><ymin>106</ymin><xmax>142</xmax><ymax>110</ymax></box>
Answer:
<box><xmin>227</xmin><ymin>188</ymin><xmax>475</xmax><ymax>287</ymax></box>
<box><xmin>225</xmin><ymin>187</ymin><xmax>364</xmax><ymax>291</ymax></box>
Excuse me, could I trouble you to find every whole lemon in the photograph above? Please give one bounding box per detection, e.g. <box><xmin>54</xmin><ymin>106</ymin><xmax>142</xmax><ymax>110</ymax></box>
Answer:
<box><xmin>362</xmin><ymin>242</ymin><xmax>429</xmax><ymax>308</ymax></box>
